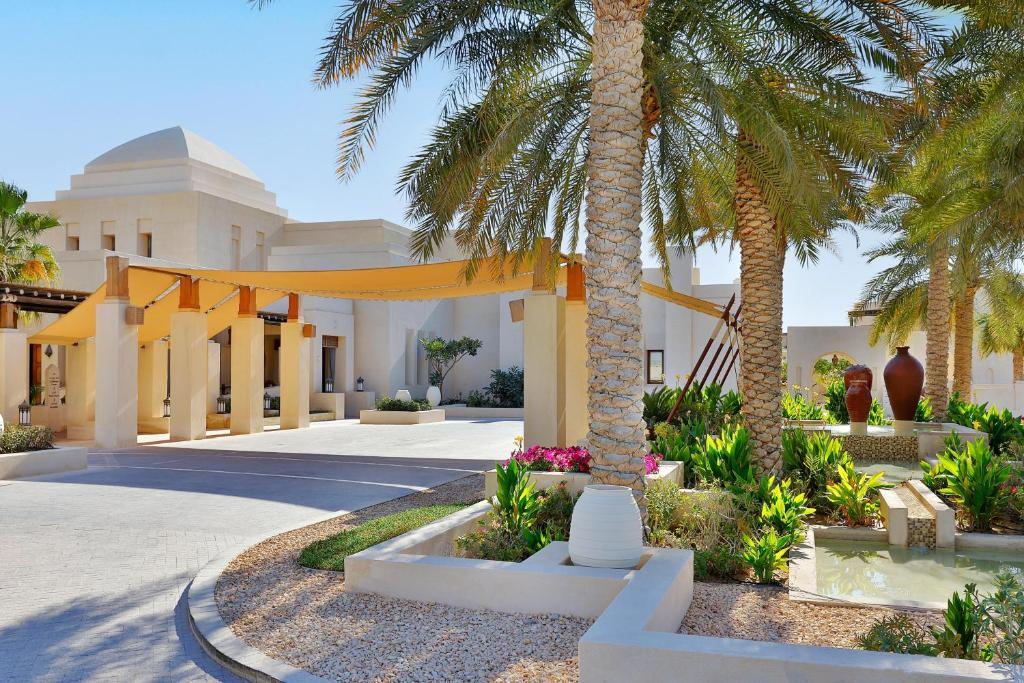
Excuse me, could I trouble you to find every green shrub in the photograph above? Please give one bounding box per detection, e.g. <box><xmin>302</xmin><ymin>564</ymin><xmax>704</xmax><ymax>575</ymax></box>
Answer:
<box><xmin>916</xmin><ymin>397</ymin><xmax>935</xmax><ymax>422</ymax></box>
<box><xmin>651</xmin><ymin>420</ymin><xmax>706</xmax><ymax>487</ymax></box>
<box><xmin>781</xmin><ymin>392</ymin><xmax>825</xmax><ymax>421</ymax></box>
<box><xmin>934</xmin><ymin>438</ymin><xmax>1012</xmax><ymax>531</ymax></box>
<box><xmin>457</xmin><ymin>464</ymin><xmax>574</xmax><ymax>561</ymax></box>
<box><xmin>298</xmin><ymin>504</ymin><xmax>468</xmax><ymax>570</ymax></box>
<box><xmin>758</xmin><ymin>478</ymin><xmax>814</xmax><ymax>542</ymax></box>
<box><xmin>782</xmin><ymin>429</ymin><xmax>850</xmax><ymax>509</ymax></box>
<box><xmin>867</xmin><ymin>399</ymin><xmax>890</xmax><ymax>426</ymax></box>
<box><xmin>823</xmin><ymin>380</ymin><xmax>849</xmax><ymax>424</ymax></box>
<box><xmin>858</xmin><ymin>614</ymin><xmax>936</xmax><ymax>655</ymax></box>
<box><xmin>948</xmin><ymin>394</ymin><xmax>1024</xmax><ymax>456</ymax></box>
<box><xmin>467</xmin><ymin>366</ymin><xmax>524</xmax><ymax>408</ymax></box>
<box><xmin>826</xmin><ymin>463</ymin><xmax>885</xmax><ymax>526</ymax></box>
<box><xmin>375</xmin><ymin>396</ymin><xmax>431</xmax><ymax>412</ymax></box>
<box><xmin>643</xmin><ymin>385</ymin><xmax>679</xmax><ymax>428</ymax></box>
<box><xmin>0</xmin><ymin>425</ymin><xmax>54</xmax><ymax>454</ymax></box>
<box><xmin>741</xmin><ymin>529</ymin><xmax>791</xmax><ymax>583</ymax></box>
<box><xmin>860</xmin><ymin>573</ymin><xmax>1024</xmax><ymax>664</ymax></box>
<box><xmin>692</xmin><ymin>425</ymin><xmax>755</xmax><ymax>487</ymax></box>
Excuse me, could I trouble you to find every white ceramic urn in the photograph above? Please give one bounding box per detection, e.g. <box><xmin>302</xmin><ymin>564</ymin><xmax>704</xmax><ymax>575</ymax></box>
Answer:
<box><xmin>394</xmin><ymin>389</ymin><xmax>412</xmax><ymax>402</ymax></box>
<box><xmin>425</xmin><ymin>386</ymin><xmax>441</xmax><ymax>407</ymax></box>
<box><xmin>568</xmin><ymin>484</ymin><xmax>643</xmax><ymax>569</ymax></box>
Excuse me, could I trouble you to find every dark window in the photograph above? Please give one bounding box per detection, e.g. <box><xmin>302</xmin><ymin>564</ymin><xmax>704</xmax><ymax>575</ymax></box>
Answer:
<box><xmin>646</xmin><ymin>350</ymin><xmax>665</xmax><ymax>384</ymax></box>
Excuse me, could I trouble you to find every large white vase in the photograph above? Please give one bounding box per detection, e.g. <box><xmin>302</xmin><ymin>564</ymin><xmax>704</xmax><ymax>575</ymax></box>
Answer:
<box><xmin>568</xmin><ymin>484</ymin><xmax>643</xmax><ymax>569</ymax></box>
<box><xmin>394</xmin><ymin>389</ymin><xmax>412</xmax><ymax>402</ymax></box>
<box><xmin>425</xmin><ymin>386</ymin><xmax>441</xmax><ymax>407</ymax></box>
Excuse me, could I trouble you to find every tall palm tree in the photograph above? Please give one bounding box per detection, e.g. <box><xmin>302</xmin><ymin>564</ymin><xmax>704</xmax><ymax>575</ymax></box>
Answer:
<box><xmin>259</xmin><ymin>0</ymin><xmax>936</xmax><ymax>477</ymax></box>
<box><xmin>582</xmin><ymin>0</ymin><xmax>649</xmax><ymax>497</ymax></box>
<box><xmin>0</xmin><ymin>181</ymin><xmax>59</xmax><ymax>284</ymax></box>
<box><xmin>979</xmin><ymin>310</ymin><xmax>1024</xmax><ymax>383</ymax></box>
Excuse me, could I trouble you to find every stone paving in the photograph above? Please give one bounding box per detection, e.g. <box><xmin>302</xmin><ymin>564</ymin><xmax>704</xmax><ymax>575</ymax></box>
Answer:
<box><xmin>0</xmin><ymin>418</ymin><xmax>519</xmax><ymax>682</ymax></box>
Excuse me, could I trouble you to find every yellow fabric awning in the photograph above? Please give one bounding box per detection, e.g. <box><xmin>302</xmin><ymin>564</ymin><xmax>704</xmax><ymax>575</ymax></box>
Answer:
<box><xmin>30</xmin><ymin>255</ymin><xmax>724</xmax><ymax>346</ymax></box>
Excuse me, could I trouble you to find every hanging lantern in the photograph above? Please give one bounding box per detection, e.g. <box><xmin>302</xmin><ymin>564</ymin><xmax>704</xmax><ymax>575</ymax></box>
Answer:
<box><xmin>356</xmin><ymin>377</ymin><xmax>365</xmax><ymax>392</ymax></box>
<box><xmin>216</xmin><ymin>395</ymin><xmax>228</xmax><ymax>414</ymax></box>
<box><xmin>19</xmin><ymin>400</ymin><xmax>31</xmax><ymax>426</ymax></box>
<box><xmin>264</xmin><ymin>393</ymin><xmax>273</xmax><ymax>411</ymax></box>
<box><xmin>162</xmin><ymin>397</ymin><xmax>171</xmax><ymax>418</ymax></box>
<box><xmin>44</xmin><ymin>345</ymin><xmax>54</xmax><ymax>358</ymax></box>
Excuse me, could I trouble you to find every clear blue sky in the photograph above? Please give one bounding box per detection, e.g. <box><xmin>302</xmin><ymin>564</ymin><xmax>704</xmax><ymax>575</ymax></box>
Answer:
<box><xmin>3</xmin><ymin>0</ymin><xmax>907</xmax><ymax>327</ymax></box>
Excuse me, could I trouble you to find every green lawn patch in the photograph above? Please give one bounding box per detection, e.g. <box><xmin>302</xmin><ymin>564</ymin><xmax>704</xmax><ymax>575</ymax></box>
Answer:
<box><xmin>298</xmin><ymin>503</ymin><xmax>470</xmax><ymax>571</ymax></box>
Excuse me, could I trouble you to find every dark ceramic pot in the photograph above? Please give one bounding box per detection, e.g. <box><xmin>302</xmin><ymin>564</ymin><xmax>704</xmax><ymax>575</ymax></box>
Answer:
<box><xmin>883</xmin><ymin>346</ymin><xmax>924</xmax><ymax>422</ymax></box>
<box><xmin>844</xmin><ymin>364</ymin><xmax>873</xmax><ymax>391</ymax></box>
<box><xmin>845</xmin><ymin>379</ymin><xmax>872</xmax><ymax>424</ymax></box>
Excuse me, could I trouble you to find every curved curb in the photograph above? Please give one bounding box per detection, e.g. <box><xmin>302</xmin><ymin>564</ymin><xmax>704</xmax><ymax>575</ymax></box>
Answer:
<box><xmin>187</xmin><ymin>545</ymin><xmax>332</xmax><ymax>683</ymax></box>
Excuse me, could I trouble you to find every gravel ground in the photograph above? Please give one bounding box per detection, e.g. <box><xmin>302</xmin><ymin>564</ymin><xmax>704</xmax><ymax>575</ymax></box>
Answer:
<box><xmin>216</xmin><ymin>474</ymin><xmax>588</xmax><ymax>682</ymax></box>
<box><xmin>680</xmin><ymin>581</ymin><xmax>942</xmax><ymax>648</ymax></box>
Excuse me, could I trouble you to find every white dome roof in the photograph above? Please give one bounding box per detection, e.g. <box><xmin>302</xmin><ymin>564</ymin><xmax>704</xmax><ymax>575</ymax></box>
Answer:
<box><xmin>85</xmin><ymin>126</ymin><xmax>261</xmax><ymax>181</ymax></box>
<box><xmin>58</xmin><ymin>126</ymin><xmax>285</xmax><ymax>216</ymax></box>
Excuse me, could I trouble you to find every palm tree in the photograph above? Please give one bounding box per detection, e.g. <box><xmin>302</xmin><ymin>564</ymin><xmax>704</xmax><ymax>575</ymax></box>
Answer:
<box><xmin>0</xmin><ymin>181</ymin><xmax>59</xmax><ymax>284</ymax></box>
<box><xmin>977</xmin><ymin>275</ymin><xmax>1024</xmax><ymax>383</ymax></box>
<box><xmin>261</xmin><ymin>0</ymin><xmax>936</xmax><ymax>477</ymax></box>
<box><xmin>582</xmin><ymin>0</ymin><xmax>649</xmax><ymax>497</ymax></box>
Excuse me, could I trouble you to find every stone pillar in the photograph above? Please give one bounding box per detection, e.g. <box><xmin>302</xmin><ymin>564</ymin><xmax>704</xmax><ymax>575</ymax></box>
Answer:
<box><xmin>564</xmin><ymin>262</ymin><xmax>589</xmax><ymax>446</ymax></box>
<box><xmin>170</xmin><ymin>277</ymin><xmax>207</xmax><ymax>441</ymax></box>
<box><xmin>206</xmin><ymin>341</ymin><xmax>221</xmax><ymax>415</ymax></box>
<box><xmin>0</xmin><ymin>307</ymin><xmax>28</xmax><ymax>425</ymax></box>
<box><xmin>138</xmin><ymin>339</ymin><xmax>169</xmax><ymax>420</ymax></box>
<box><xmin>95</xmin><ymin>256</ymin><xmax>141</xmax><ymax>449</ymax></box>
<box><xmin>524</xmin><ymin>240</ymin><xmax>565</xmax><ymax>446</ymax></box>
<box><xmin>230</xmin><ymin>287</ymin><xmax>265</xmax><ymax>434</ymax></box>
<box><xmin>65</xmin><ymin>341</ymin><xmax>90</xmax><ymax>428</ymax></box>
<box><xmin>280</xmin><ymin>294</ymin><xmax>310</xmax><ymax>430</ymax></box>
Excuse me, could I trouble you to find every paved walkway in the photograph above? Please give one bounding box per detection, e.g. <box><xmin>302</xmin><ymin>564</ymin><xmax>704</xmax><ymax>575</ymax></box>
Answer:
<box><xmin>0</xmin><ymin>419</ymin><xmax>519</xmax><ymax>682</ymax></box>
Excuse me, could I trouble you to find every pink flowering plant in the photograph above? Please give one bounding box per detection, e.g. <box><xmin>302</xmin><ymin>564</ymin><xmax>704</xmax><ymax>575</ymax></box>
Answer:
<box><xmin>507</xmin><ymin>437</ymin><xmax>661</xmax><ymax>475</ymax></box>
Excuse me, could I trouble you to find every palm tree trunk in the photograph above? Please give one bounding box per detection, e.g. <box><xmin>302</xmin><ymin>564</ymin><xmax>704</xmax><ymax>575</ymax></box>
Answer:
<box><xmin>735</xmin><ymin>133</ymin><xmax>784</xmax><ymax>474</ymax></box>
<box><xmin>952</xmin><ymin>286</ymin><xmax>977</xmax><ymax>398</ymax></box>
<box><xmin>1014</xmin><ymin>346</ymin><xmax>1024</xmax><ymax>382</ymax></box>
<box><xmin>925</xmin><ymin>236</ymin><xmax>951</xmax><ymax>420</ymax></box>
<box><xmin>584</xmin><ymin>0</ymin><xmax>649</xmax><ymax>507</ymax></box>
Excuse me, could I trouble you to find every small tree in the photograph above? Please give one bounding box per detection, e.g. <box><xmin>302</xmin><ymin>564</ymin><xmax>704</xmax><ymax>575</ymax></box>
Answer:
<box><xmin>420</xmin><ymin>336</ymin><xmax>482</xmax><ymax>397</ymax></box>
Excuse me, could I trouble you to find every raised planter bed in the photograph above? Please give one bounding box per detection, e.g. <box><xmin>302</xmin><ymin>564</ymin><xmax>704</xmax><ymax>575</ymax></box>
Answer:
<box><xmin>440</xmin><ymin>404</ymin><xmax>524</xmax><ymax>419</ymax></box>
<box><xmin>483</xmin><ymin>461</ymin><xmax>683</xmax><ymax>498</ymax></box>
<box><xmin>359</xmin><ymin>408</ymin><xmax>445</xmax><ymax>425</ymax></box>
<box><xmin>0</xmin><ymin>445</ymin><xmax>87</xmax><ymax>480</ymax></box>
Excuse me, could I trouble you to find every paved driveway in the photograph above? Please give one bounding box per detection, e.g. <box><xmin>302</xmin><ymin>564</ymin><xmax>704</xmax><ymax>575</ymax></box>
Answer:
<box><xmin>0</xmin><ymin>419</ymin><xmax>520</xmax><ymax>682</ymax></box>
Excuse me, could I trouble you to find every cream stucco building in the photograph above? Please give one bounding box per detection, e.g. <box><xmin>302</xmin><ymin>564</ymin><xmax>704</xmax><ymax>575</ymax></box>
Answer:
<box><xmin>7</xmin><ymin>126</ymin><xmax>739</xmax><ymax>440</ymax></box>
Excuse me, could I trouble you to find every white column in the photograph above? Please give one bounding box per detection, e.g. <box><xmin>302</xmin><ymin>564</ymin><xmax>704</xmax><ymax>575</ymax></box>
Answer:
<box><xmin>170</xmin><ymin>310</ymin><xmax>208</xmax><ymax>441</ymax></box>
<box><xmin>138</xmin><ymin>339</ymin><xmax>168</xmax><ymax>420</ymax></box>
<box><xmin>524</xmin><ymin>292</ymin><xmax>566</xmax><ymax>447</ymax></box>
<box><xmin>564</xmin><ymin>299</ymin><xmax>588</xmax><ymax>447</ymax></box>
<box><xmin>280</xmin><ymin>295</ymin><xmax>310</xmax><ymax>430</ymax></box>
<box><xmin>280</xmin><ymin>321</ymin><xmax>311</xmax><ymax>429</ymax></box>
<box><xmin>65</xmin><ymin>341</ymin><xmax>89</xmax><ymax>428</ymax></box>
<box><xmin>0</xmin><ymin>328</ymin><xmax>28</xmax><ymax>426</ymax></box>
<box><xmin>206</xmin><ymin>341</ymin><xmax>220</xmax><ymax>415</ymax></box>
<box><xmin>94</xmin><ymin>300</ymin><xmax>139</xmax><ymax>449</ymax></box>
<box><xmin>230</xmin><ymin>317</ymin><xmax>265</xmax><ymax>434</ymax></box>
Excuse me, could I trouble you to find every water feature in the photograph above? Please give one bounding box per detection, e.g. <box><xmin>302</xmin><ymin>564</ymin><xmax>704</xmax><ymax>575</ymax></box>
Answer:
<box><xmin>813</xmin><ymin>538</ymin><xmax>1024</xmax><ymax>608</ymax></box>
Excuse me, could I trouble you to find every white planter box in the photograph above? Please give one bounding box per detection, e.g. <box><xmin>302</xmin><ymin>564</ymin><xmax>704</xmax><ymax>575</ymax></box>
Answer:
<box><xmin>484</xmin><ymin>461</ymin><xmax>682</xmax><ymax>498</ymax></box>
<box><xmin>0</xmin><ymin>446</ymin><xmax>87</xmax><ymax>480</ymax></box>
<box><xmin>441</xmin><ymin>405</ymin><xmax>524</xmax><ymax>419</ymax></box>
<box><xmin>359</xmin><ymin>409</ymin><xmax>445</xmax><ymax>425</ymax></box>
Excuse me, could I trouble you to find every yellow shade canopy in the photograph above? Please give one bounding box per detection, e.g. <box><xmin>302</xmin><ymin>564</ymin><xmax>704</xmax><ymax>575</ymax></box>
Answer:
<box><xmin>30</xmin><ymin>256</ymin><xmax>723</xmax><ymax>346</ymax></box>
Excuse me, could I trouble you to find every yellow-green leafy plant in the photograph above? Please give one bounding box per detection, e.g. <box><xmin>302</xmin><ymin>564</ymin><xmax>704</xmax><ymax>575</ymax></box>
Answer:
<box><xmin>934</xmin><ymin>438</ymin><xmax>1012</xmax><ymax>531</ymax></box>
<box><xmin>741</xmin><ymin>529</ymin><xmax>792</xmax><ymax>583</ymax></box>
<box><xmin>826</xmin><ymin>464</ymin><xmax>885</xmax><ymax>526</ymax></box>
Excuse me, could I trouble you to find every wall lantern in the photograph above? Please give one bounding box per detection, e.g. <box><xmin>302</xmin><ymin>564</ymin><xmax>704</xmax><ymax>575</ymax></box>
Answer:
<box><xmin>19</xmin><ymin>400</ymin><xmax>31</xmax><ymax>426</ymax></box>
<box><xmin>324</xmin><ymin>377</ymin><xmax>334</xmax><ymax>393</ymax></box>
<box><xmin>356</xmin><ymin>377</ymin><xmax>365</xmax><ymax>392</ymax></box>
<box><xmin>162</xmin><ymin>397</ymin><xmax>171</xmax><ymax>418</ymax></box>
<box><xmin>44</xmin><ymin>345</ymin><xmax>54</xmax><ymax>358</ymax></box>
<box><xmin>264</xmin><ymin>393</ymin><xmax>273</xmax><ymax>411</ymax></box>
<box><xmin>216</xmin><ymin>396</ymin><xmax>229</xmax><ymax>415</ymax></box>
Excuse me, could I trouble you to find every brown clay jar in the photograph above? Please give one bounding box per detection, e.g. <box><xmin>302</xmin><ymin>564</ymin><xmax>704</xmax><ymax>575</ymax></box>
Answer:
<box><xmin>845</xmin><ymin>379</ymin><xmax>872</xmax><ymax>424</ymax></box>
<box><xmin>844</xmin><ymin>364</ymin><xmax>873</xmax><ymax>391</ymax></box>
<box><xmin>883</xmin><ymin>346</ymin><xmax>924</xmax><ymax>422</ymax></box>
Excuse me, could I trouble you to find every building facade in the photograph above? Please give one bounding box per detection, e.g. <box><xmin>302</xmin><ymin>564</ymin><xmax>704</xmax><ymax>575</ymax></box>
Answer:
<box><xmin>15</xmin><ymin>126</ymin><xmax>739</xmax><ymax>434</ymax></box>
